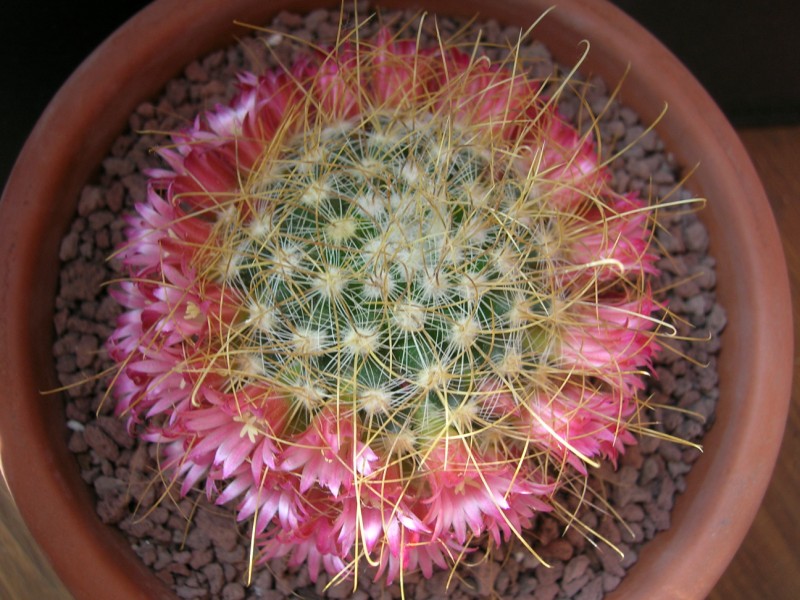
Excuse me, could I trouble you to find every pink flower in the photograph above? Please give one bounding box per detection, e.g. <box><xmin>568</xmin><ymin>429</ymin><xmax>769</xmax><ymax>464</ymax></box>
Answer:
<box><xmin>187</xmin><ymin>390</ymin><xmax>285</xmax><ymax>478</ymax></box>
<box><xmin>373</xmin><ymin>529</ymin><xmax>458</xmax><ymax>584</ymax></box>
<box><xmin>565</xmin><ymin>193</ymin><xmax>659</xmax><ymax>279</ymax></box>
<box><xmin>420</xmin><ymin>439</ymin><xmax>553</xmax><ymax>546</ymax></box>
<box><xmin>117</xmin><ymin>186</ymin><xmax>210</xmax><ymax>274</ymax></box>
<box><xmin>521</xmin><ymin>384</ymin><xmax>638</xmax><ymax>474</ymax></box>
<box><xmin>259</xmin><ymin>509</ymin><xmax>346</xmax><ymax>583</ymax></box>
<box><xmin>280</xmin><ymin>409</ymin><xmax>379</xmax><ymax>497</ymax></box>
<box><xmin>334</xmin><ymin>492</ymin><xmax>428</xmax><ymax>560</ymax></box>
<box><xmin>522</xmin><ymin>109</ymin><xmax>608</xmax><ymax>209</ymax></box>
<box><xmin>369</xmin><ymin>29</ymin><xmax>432</xmax><ymax>107</ymax></box>
<box><xmin>229</xmin><ymin>469</ymin><xmax>307</xmax><ymax>534</ymax></box>
<box><xmin>558</xmin><ymin>293</ymin><xmax>661</xmax><ymax>376</ymax></box>
<box><xmin>435</xmin><ymin>46</ymin><xmax>539</xmax><ymax>134</ymax></box>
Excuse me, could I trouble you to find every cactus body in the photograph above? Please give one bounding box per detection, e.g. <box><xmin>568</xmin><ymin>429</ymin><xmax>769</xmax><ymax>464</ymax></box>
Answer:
<box><xmin>109</xmin><ymin>23</ymin><xmax>662</xmax><ymax>583</ymax></box>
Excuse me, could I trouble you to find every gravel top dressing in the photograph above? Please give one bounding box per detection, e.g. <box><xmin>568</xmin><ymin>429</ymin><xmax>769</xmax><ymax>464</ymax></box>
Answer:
<box><xmin>54</xmin><ymin>5</ymin><xmax>724</xmax><ymax>599</ymax></box>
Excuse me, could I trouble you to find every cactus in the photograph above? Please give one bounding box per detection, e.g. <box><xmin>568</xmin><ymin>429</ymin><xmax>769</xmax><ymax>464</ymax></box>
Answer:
<box><xmin>108</xmin><ymin>20</ymin><xmax>666</xmax><ymax>585</ymax></box>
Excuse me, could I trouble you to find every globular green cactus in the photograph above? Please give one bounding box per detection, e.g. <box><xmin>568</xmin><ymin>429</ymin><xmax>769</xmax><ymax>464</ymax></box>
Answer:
<box><xmin>109</xmin><ymin>18</ymin><xmax>670</xmax><ymax>585</ymax></box>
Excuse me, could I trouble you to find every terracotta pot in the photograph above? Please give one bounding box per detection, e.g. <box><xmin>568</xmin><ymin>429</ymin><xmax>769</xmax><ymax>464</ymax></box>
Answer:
<box><xmin>0</xmin><ymin>1</ymin><xmax>792</xmax><ymax>598</ymax></box>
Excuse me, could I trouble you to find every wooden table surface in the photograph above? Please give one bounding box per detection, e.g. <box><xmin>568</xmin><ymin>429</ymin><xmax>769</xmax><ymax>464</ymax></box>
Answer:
<box><xmin>1</xmin><ymin>126</ymin><xmax>799</xmax><ymax>599</ymax></box>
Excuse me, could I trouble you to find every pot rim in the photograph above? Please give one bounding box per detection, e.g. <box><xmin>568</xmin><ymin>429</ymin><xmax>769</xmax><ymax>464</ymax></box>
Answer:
<box><xmin>0</xmin><ymin>1</ymin><xmax>792</xmax><ymax>599</ymax></box>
